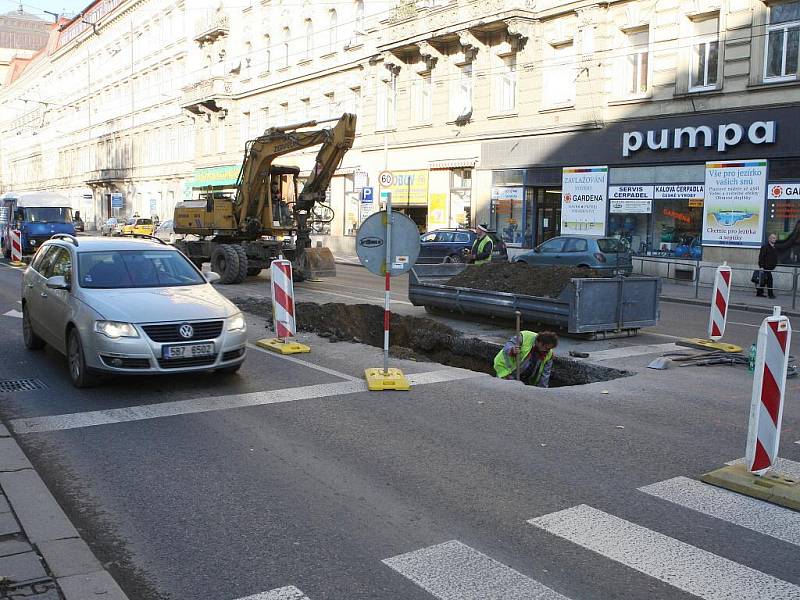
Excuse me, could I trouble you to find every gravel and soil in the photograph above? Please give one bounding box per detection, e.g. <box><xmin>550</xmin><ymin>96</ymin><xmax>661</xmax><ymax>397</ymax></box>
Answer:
<box><xmin>445</xmin><ymin>263</ymin><xmax>609</xmax><ymax>298</ymax></box>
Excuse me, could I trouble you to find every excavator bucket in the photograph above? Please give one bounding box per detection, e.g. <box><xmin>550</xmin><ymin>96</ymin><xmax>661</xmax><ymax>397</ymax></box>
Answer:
<box><xmin>299</xmin><ymin>247</ymin><xmax>337</xmax><ymax>280</ymax></box>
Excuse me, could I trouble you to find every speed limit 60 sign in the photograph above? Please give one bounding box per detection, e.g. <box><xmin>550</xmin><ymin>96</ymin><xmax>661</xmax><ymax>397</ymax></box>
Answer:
<box><xmin>379</xmin><ymin>171</ymin><xmax>394</xmax><ymax>187</ymax></box>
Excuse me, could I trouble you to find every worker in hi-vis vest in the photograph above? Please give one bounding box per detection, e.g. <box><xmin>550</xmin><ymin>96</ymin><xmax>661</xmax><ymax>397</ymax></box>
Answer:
<box><xmin>494</xmin><ymin>330</ymin><xmax>559</xmax><ymax>388</ymax></box>
<box><xmin>467</xmin><ymin>224</ymin><xmax>494</xmax><ymax>265</ymax></box>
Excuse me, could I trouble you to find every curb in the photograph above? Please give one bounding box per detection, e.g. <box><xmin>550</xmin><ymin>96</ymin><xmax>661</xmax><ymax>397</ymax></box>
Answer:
<box><xmin>660</xmin><ymin>295</ymin><xmax>800</xmax><ymax>318</ymax></box>
<box><xmin>0</xmin><ymin>426</ymin><xmax>129</xmax><ymax>600</ymax></box>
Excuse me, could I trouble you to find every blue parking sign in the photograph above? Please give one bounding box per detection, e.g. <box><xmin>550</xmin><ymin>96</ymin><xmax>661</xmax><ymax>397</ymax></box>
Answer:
<box><xmin>361</xmin><ymin>187</ymin><xmax>374</xmax><ymax>202</ymax></box>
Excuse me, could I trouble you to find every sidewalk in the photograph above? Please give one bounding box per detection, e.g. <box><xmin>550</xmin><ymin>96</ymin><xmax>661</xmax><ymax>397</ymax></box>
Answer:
<box><xmin>660</xmin><ymin>281</ymin><xmax>800</xmax><ymax>317</ymax></box>
<box><xmin>0</xmin><ymin>424</ymin><xmax>128</xmax><ymax>600</ymax></box>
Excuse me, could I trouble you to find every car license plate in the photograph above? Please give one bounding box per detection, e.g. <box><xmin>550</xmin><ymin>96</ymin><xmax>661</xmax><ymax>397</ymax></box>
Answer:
<box><xmin>163</xmin><ymin>343</ymin><xmax>215</xmax><ymax>359</ymax></box>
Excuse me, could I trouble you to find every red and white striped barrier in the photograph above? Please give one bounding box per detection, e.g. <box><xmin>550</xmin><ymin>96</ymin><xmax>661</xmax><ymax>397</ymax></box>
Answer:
<box><xmin>707</xmin><ymin>264</ymin><xmax>731</xmax><ymax>341</ymax></box>
<box><xmin>745</xmin><ymin>307</ymin><xmax>791</xmax><ymax>475</ymax></box>
<box><xmin>10</xmin><ymin>229</ymin><xmax>23</xmax><ymax>263</ymax></box>
<box><xmin>270</xmin><ymin>258</ymin><xmax>296</xmax><ymax>339</ymax></box>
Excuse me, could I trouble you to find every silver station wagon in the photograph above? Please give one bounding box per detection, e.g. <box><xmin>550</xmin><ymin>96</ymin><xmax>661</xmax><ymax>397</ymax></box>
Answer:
<box><xmin>21</xmin><ymin>235</ymin><xmax>247</xmax><ymax>387</ymax></box>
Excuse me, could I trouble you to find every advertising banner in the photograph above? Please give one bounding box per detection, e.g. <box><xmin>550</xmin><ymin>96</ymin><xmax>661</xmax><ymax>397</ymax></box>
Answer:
<box><xmin>703</xmin><ymin>160</ymin><xmax>767</xmax><ymax>247</ymax></box>
<box><xmin>609</xmin><ymin>185</ymin><xmax>653</xmax><ymax>214</ymax></box>
<box><xmin>384</xmin><ymin>170</ymin><xmax>429</xmax><ymax>206</ymax></box>
<box><xmin>654</xmin><ymin>184</ymin><xmax>704</xmax><ymax>200</ymax></box>
<box><xmin>427</xmin><ymin>193</ymin><xmax>448</xmax><ymax>229</ymax></box>
<box><xmin>561</xmin><ymin>166</ymin><xmax>608</xmax><ymax>235</ymax></box>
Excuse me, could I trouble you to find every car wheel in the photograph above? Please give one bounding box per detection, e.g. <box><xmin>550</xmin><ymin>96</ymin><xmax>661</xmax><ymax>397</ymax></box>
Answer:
<box><xmin>22</xmin><ymin>305</ymin><xmax>44</xmax><ymax>350</ymax></box>
<box><xmin>67</xmin><ymin>329</ymin><xmax>97</xmax><ymax>388</ymax></box>
<box><xmin>444</xmin><ymin>253</ymin><xmax>464</xmax><ymax>264</ymax></box>
<box><xmin>211</xmin><ymin>244</ymin><xmax>241</xmax><ymax>284</ymax></box>
<box><xmin>218</xmin><ymin>363</ymin><xmax>242</xmax><ymax>374</ymax></box>
<box><xmin>232</xmin><ymin>245</ymin><xmax>249</xmax><ymax>283</ymax></box>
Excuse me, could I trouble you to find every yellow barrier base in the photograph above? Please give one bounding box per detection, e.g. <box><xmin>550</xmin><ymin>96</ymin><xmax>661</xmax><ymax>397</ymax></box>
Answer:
<box><xmin>701</xmin><ymin>463</ymin><xmax>800</xmax><ymax>511</ymax></box>
<box><xmin>365</xmin><ymin>368</ymin><xmax>410</xmax><ymax>391</ymax></box>
<box><xmin>677</xmin><ymin>338</ymin><xmax>742</xmax><ymax>353</ymax></box>
<box><xmin>256</xmin><ymin>338</ymin><xmax>311</xmax><ymax>354</ymax></box>
<box><xmin>9</xmin><ymin>261</ymin><xmax>26</xmax><ymax>267</ymax></box>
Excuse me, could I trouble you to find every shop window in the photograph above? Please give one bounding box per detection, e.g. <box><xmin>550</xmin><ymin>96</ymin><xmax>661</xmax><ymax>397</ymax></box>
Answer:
<box><xmin>492</xmin><ymin>187</ymin><xmax>525</xmax><ymax>246</ymax></box>
<box><xmin>543</xmin><ymin>42</ymin><xmax>575</xmax><ymax>106</ymax></box>
<box><xmin>765</xmin><ymin>1</ymin><xmax>800</xmax><ymax>81</ymax></box>
<box><xmin>451</xmin><ymin>168</ymin><xmax>472</xmax><ymax>228</ymax></box>
<box><xmin>608</xmin><ymin>213</ymin><xmax>651</xmax><ymax>255</ymax></box>
<box><xmin>689</xmin><ymin>16</ymin><xmax>720</xmax><ymax>91</ymax></box>
<box><xmin>652</xmin><ymin>200</ymin><xmax>703</xmax><ymax>258</ymax></box>
<box><xmin>765</xmin><ymin>187</ymin><xmax>800</xmax><ymax>264</ymax></box>
<box><xmin>621</xmin><ymin>29</ymin><xmax>649</xmax><ymax>97</ymax></box>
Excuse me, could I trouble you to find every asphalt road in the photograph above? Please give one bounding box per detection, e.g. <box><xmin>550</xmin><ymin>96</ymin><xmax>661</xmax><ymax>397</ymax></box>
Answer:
<box><xmin>0</xmin><ymin>260</ymin><xmax>799</xmax><ymax>600</ymax></box>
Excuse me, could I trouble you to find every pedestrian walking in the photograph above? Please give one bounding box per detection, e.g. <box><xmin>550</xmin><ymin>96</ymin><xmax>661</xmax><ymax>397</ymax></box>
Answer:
<box><xmin>757</xmin><ymin>233</ymin><xmax>778</xmax><ymax>299</ymax></box>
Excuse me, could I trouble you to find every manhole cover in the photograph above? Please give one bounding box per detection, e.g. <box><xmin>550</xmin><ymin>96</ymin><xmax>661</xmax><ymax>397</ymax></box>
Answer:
<box><xmin>0</xmin><ymin>379</ymin><xmax>47</xmax><ymax>392</ymax></box>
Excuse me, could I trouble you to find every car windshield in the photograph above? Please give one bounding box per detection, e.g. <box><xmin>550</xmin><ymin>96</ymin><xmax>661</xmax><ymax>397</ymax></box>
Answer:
<box><xmin>78</xmin><ymin>250</ymin><xmax>205</xmax><ymax>289</ymax></box>
<box><xmin>137</xmin><ymin>219</ymin><xmax>153</xmax><ymax>225</ymax></box>
<box><xmin>598</xmin><ymin>238</ymin><xmax>624</xmax><ymax>253</ymax></box>
<box><xmin>23</xmin><ymin>207</ymin><xmax>73</xmax><ymax>224</ymax></box>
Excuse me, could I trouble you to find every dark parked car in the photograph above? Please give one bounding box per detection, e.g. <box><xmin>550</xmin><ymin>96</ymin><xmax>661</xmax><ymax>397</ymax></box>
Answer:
<box><xmin>417</xmin><ymin>228</ymin><xmax>507</xmax><ymax>264</ymax></box>
<box><xmin>514</xmin><ymin>235</ymin><xmax>632</xmax><ymax>274</ymax></box>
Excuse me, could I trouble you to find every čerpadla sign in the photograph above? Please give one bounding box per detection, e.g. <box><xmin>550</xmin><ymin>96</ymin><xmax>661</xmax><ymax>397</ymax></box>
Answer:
<box><xmin>623</xmin><ymin>121</ymin><xmax>776</xmax><ymax>157</ymax></box>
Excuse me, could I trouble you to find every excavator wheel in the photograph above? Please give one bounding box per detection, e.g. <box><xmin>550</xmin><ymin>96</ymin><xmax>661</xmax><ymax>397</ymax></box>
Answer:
<box><xmin>232</xmin><ymin>245</ymin><xmax>249</xmax><ymax>283</ymax></box>
<box><xmin>211</xmin><ymin>244</ymin><xmax>241</xmax><ymax>284</ymax></box>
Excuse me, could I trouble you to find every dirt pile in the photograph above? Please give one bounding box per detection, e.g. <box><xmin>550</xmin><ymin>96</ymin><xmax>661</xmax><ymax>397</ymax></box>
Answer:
<box><xmin>233</xmin><ymin>298</ymin><xmax>631</xmax><ymax>387</ymax></box>
<box><xmin>445</xmin><ymin>263</ymin><xmax>608</xmax><ymax>298</ymax></box>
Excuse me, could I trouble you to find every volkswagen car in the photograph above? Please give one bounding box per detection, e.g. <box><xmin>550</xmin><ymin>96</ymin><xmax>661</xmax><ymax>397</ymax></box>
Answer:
<box><xmin>21</xmin><ymin>235</ymin><xmax>247</xmax><ymax>387</ymax></box>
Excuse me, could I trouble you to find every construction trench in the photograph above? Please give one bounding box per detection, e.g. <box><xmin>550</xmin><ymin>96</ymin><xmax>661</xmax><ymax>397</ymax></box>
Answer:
<box><xmin>233</xmin><ymin>299</ymin><xmax>631</xmax><ymax>388</ymax></box>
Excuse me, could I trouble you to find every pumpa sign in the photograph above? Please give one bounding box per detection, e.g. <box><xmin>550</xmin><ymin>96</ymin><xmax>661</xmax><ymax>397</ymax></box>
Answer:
<box><xmin>622</xmin><ymin>121</ymin><xmax>776</xmax><ymax>158</ymax></box>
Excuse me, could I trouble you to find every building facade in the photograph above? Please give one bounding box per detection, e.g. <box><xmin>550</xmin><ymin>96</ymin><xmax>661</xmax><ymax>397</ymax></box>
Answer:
<box><xmin>1</xmin><ymin>0</ymin><xmax>800</xmax><ymax>272</ymax></box>
<box><xmin>0</xmin><ymin>7</ymin><xmax>50</xmax><ymax>86</ymax></box>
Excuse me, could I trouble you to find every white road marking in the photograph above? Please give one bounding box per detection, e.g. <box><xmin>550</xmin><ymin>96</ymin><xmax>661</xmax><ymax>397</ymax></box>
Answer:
<box><xmin>583</xmin><ymin>343</ymin><xmax>679</xmax><ymax>361</ymax></box>
<box><xmin>383</xmin><ymin>540</ymin><xmax>570</xmax><ymax>600</ymax></box>
<box><xmin>639</xmin><ymin>476</ymin><xmax>800</xmax><ymax>546</ymax></box>
<box><xmin>528</xmin><ymin>505</ymin><xmax>800</xmax><ymax>600</ymax></box>
<box><xmin>726</xmin><ymin>457</ymin><xmax>800</xmax><ymax>479</ymax></box>
<box><xmin>2</xmin><ymin>309</ymin><xmax>22</xmax><ymax>318</ymax></box>
<box><xmin>795</xmin><ymin>440</ymin><xmax>800</xmax><ymax>445</ymax></box>
<box><xmin>247</xmin><ymin>343</ymin><xmax>360</xmax><ymax>382</ymax></box>
<box><xmin>11</xmin><ymin>368</ymin><xmax>482</xmax><ymax>434</ymax></box>
<box><xmin>233</xmin><ymin>586</ymin><xmax>310</xmax><ymax>600</ymax></box>
<box><xmin>728</xmin><ymin>321</ymin><xmax>760</xmax><ymax>328</ymax></box>
<box><xmin>296</xmin><ymin>286</ymin><xmax>413</xmax><ymax>306</ymax></box>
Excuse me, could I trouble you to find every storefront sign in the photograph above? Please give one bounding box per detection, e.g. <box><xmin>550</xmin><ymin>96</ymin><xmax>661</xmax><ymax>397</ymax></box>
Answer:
<box><xmin>654</xmin><ymin>185</ymin><xmax>704</xmax><ymax>200</ymax></box>
<box><xmin>428</xmin><ymin>193</ymin><xmax>448</xmax><ymax>229</ymax></box>
<box><xmin>561</xmin><ymin>166</ymin><xmax>608</xmax><ymax>236</ymax></box>
<box><xmin>609</xmin><ymin>185</ymin><xmax>653</xmax><ymax>213</ymax></box>
<box><xmin>190</xmin><ymin>164</ymin><xmax>240</xmax><ymax>188</ymax></box>
<box><xmin>384</xmin><ymin>170</ymin><xmax>429</xmax><ymax>206</ymax></box>
<box><xmin>768</xmin><ymin>183</ymin><xmax>800</xmax><ymax>201</ymax></box>
<box><xmin>623</xmin><ymin>121</ymin><xmax>776</xmax><ymax>157</ymax></box>
<box><xmin>703</xmin><ymin>160</ymin><xmax>767</xmax><ymax>247</ymax></box>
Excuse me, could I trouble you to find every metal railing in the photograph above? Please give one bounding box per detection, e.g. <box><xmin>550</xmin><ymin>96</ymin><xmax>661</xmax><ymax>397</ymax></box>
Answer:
<box><xmin>632</xmin><ymin>256</ymin><xmax>800</xmax><ymax>310</ymax></box>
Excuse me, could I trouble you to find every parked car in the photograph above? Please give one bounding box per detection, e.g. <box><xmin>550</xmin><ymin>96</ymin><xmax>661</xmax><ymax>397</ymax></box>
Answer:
<box><xmin>121</xmin><ymin>217</ymin><xmax>155</xmax><ymax>236</ymax></box>
<box><xmin>100</xmin><ymin>217</ymin><xmax>123</xmax><ymax>236</ymax></box>
<box><xmin>154</xmin><ymin>219</ymin><xmax>176</xmax><ymax>244</ymax></box>
<box><xmin>21</xmin><ymin>235</ymin><xmax>247</xmax><ymax>387</ymax></box>
<box><xmin>514</xmin><ymin>235</ymin><xmax>633</xmax><ymax>274</ymax></box>
<box><xmin>417</xmin><ymin>228</ymin><xmax>508</xmax><ymax>264</ymax></box>
<box><xmin>73</xmin><ymin>212</ymin><xmax>85</xmax><ymax>233</ymax></box>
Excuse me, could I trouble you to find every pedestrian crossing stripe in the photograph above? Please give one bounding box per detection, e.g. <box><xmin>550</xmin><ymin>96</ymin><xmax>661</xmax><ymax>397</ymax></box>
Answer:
<box><xmin>233</xmin><ymin>587</ymin><xmax>309</xmax><ymax>600</ymax></box>
<box><xmin>528</xmin><ymin>504</ymin><xmax>800</xmax><ymax>600</ymax></box>
<box><xmin>639</xmin><ymin>476</ymin><xmax>800</xmax><ymax>547</ymax></box>
<box><xmin>383</xmin><ymin>540</ymin><xmax>569</xmax><ymax>600</ymax></box>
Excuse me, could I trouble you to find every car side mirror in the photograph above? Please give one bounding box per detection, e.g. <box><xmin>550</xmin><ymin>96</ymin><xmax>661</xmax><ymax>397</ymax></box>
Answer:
<box><xmin>205</xmin><ymin>271</ymin><xmax>221</xmax><ymax>284</ymax></box>
<box><xmin>46</xmin><ymin>275</ymin><xmax>70</xmax><ymax>290</ymax></box>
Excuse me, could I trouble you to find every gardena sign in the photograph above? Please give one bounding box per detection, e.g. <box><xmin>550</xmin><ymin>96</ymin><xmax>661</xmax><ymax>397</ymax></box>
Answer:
<box><xmin>622</xmin><ymin>121</ymin><xmax>776</xmax><ymax>157</ymax></box>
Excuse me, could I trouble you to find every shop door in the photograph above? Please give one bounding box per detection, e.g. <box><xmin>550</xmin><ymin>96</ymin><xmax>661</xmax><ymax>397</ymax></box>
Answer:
<box><xmin>535</xmin><ymin>188</ymin><xmax>562</xmax><ymax>244</ymax></box>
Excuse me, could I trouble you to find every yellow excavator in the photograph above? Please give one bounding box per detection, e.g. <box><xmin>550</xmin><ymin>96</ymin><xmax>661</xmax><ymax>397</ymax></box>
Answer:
<box><xmin>173</xmin><ymin>113</ymin><xmax>357</xmax><ymax>283</ymax></box>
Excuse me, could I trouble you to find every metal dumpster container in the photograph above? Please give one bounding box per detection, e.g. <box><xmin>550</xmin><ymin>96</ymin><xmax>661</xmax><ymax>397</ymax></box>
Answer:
<box><xmin>409</xmin><ymin>264</ymin><xmax>661</xmax><ymax>335</ymax></box>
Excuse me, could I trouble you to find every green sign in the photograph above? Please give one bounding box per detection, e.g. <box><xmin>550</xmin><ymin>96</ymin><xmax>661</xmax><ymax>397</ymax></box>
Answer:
<box><xmin>190</xmin><ymin>164</ymin><xmax>240</xmax><ymax>188</ymax></box>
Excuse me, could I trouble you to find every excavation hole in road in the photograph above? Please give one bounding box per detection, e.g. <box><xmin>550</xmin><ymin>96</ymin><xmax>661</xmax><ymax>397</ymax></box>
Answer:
<box><xmin>233</xmin><ymin>300</ymin><xmax>631</xmax><ymax>388</ymax></box>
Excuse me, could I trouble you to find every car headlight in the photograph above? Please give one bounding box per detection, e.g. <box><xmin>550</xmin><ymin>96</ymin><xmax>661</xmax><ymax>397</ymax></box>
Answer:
<box><xmin>227</xmin><ymin>313</ymin><xmax>246</xmax><ymax>332</ymax></box>
<box><xmin>94</xmin><ymin>321</ymin><xmax>139</xmax><ymax>339</ymax></box>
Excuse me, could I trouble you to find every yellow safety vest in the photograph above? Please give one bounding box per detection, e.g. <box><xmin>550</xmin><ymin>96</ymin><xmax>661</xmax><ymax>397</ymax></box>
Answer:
<box><xmin>494</xmin><ymin>330</ymin><xmax>553</xmax><ymax>384</ymax></box>
<box><xmin>473</xmin><ymin>236</ymin><xmax>493</xmax><ymax>265</ymax></box>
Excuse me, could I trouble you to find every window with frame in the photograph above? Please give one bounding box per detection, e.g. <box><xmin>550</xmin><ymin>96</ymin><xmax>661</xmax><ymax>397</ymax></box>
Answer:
<box><xmin>325</xmin><ymin>92</ymin><xmax>335</xmax><ymax>119</ymax></box>
<box><xmin>492</xmin><ymin>55</ymin><xmax>517</xmax><ymax>113</ymax></box>
<box><xmin>346</xmin><ymin>86</ymin><xmax>361</xmax><ymax>116</ymax></box>
<box><xmin>376</xmin><ymin>77</ymin><xmax>396</xmax><ymax>130</ymax></box>
<box><xmin>264</xmin><ymin>35</ymin><xmax>271</xmax><ymax>72</ymax></box>
<box><xmin>305</xmin><ymin>19</ymin><xmax>313</xmax><ymax>60</ymax></box>
<box><xmin>689</xmin><ymin>16</ymin><xmax>719</xmax><ymax>90</ymax></box>
<box><xmin>622</xmin><ymin>29</ymin><xmax>649</xmax><ymax>96</ymax></box>
<box><xmin>765</xmin><ymin>1</ymin><xmax>800</xmax><ymax>81</ymax></box>
<box><xmin>282</xmin><ymin>27</ymin><xmax>290</xmax><ymax>68</ymax></box>
<box><xmin>450</xmin><ymin>63</ymin><xmax>472</xmax><ymax>120</ymax></box>
<box><xmin>543</xmin><ymin>42</ymin><xmax>575</xmax><ymax>105</ymax></box>
<box><xmin>353</xmin><ymin>0</ymin><xmax>365</xmax><ymax>44</ymax></box>
<box><xmin>329</xmin><ymin>9</ymin><xmax>338</xmax><ymax>53</ymax></box>
<box><xmin>412</xmin><ymin>73</ymin><xmax>432</xmax><ymax>123</ymax></box>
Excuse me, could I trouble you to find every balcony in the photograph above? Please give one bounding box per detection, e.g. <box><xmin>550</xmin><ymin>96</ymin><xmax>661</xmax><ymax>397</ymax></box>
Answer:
<box><xmin>181</xmin><ymin>76</ymin><xmax>232</xmax><ymax>116</ymax></box>
<box><xmin>194</xmin><ymin>13</ymin><xmax>229</xmax><ymax>45</ymax></box>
